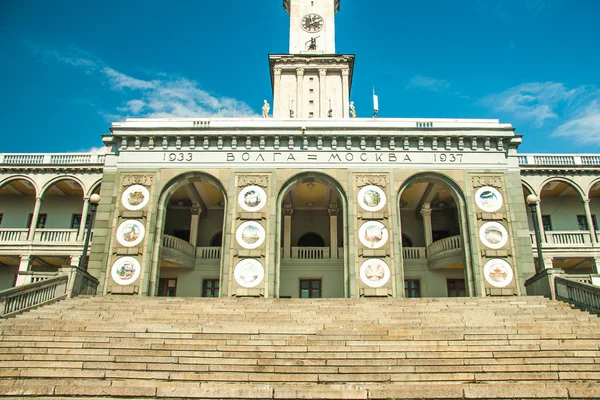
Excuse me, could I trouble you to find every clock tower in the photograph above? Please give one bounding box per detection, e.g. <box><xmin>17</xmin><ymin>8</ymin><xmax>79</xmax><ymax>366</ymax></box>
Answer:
<box><xmin>270</xmin><ymin>0</ymin><xmax>354</xmax><ymax>119</ymax></box>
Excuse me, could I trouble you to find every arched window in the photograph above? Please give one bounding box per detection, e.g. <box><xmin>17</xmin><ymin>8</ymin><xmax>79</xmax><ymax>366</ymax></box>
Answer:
<box><xmin>402</xmin><ymin>234</ymin><xmax>413</xmax><ymax>248</ymax></box>
<box><xmin>297</xmin><ymin>232</ymin><xmax>325</xmax><ymax>247</ymax></box>
<box><xmin>210</xmin><ymin>232</ymin><xmax>223</xmax><ymax>247</ymax></box>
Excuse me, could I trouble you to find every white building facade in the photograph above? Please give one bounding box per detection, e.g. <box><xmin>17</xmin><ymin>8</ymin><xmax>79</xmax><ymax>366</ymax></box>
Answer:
<box><xmin>1</xmin><ymin>0</ymin><xmax>598</xmax><ymax>298</ymax></box>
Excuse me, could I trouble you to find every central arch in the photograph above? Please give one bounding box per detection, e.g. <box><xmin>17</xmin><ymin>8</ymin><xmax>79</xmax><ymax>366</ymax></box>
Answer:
<box><xmin>275</xmin><ymin>172</ymin><xmax>348</xmax><ymax>298</ymax></box>
<box><xmin>149</xmin><ymin>172</ymin><xmax>228</xmax><ymax>297</ymax></box>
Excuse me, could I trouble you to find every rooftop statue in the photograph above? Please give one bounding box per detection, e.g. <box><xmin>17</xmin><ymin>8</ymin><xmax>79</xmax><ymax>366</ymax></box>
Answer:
<box><xmin>262</xmin><ymin>100</ymin><xmax>270</xmax><ymax>118</ymax></box>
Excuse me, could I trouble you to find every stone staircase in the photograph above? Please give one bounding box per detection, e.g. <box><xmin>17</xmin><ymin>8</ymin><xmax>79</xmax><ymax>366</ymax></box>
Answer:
<box><xmin>0</xmin><ymin>296</ymin><xmax>599</xmax><ymax>399</ymax></box>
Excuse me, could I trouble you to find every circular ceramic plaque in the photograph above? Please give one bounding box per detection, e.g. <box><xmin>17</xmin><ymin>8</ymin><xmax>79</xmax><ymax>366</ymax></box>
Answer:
<box><xmin>121</xmin><ymin>185</ymin><xmax>150</xmax><ymax>211</ymax></box>
<box><xmin>238</xmin><ymin>185</ymin><xmax>267</xmax><ymax>212</ymax></box>
<box><xmin>234</xmin><ymin>259</ymin><xmax>264</xmax><ymax>288</ymax></box>
<box><xmin>116</xmin><ymin>220</ymin><xmax>145</xmax><ymax>247</ymax></box>
<box><xmin>358</xmin><ymin>221</ymin><xmax>389</xmax><ymax>249</ymax></box>
<box><xmin>475</xmin><ymin>187</ymin><xmax>503</xmax><ymax>213</ymax></box>
<box><xmin>236</xmin><ymin>221</ymin><xmax>266</xmax><ymax>249</ymax></box>
<box><xmin>111</xmin><ymin>257</ymin><xmax>141</xmax><ymax>285</ymax></box>
<box><xmin>357</xmin><ymin>185</ymin><xmax>387</xmax><ymax>212</ymax></box>
<box><xmin>483</xmin><ymin>259</ymin><xmax>514</xmax><ymax>288</ymax></box>
<box><xmin>360</xmin><ymin>259</ymin><xmax>391</xmax><ymax>288</ymax></box>
<box><xmin>479</xmin><ymin>221</ymin><xmax>509</xmax><ymax>249</ymax></box>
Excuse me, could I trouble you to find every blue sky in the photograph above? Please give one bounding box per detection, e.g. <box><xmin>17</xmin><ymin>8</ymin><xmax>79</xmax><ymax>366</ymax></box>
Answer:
<box><xmin>1</xmin><ymin>0</ymin><xmax>599</xmax><ymax>154</ymax></box>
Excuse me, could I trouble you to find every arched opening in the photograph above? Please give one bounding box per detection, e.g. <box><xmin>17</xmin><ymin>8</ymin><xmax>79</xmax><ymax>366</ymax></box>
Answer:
<box><xmin>277</xmin><ymin>174</ymin><xmax>346</xmax><ymax>298</ymax></box>
<box><xmin>297</xmin><ymin>232</ymin><xmax>325</xmax><ymax>247</ymax></box>
<box><xmin>0</xmin><ymin>178</ymin><xmax>38</xmax><ymax>289</ymax></box>
<box><xmin>530</xmin><ymin>179</ymin><xmax>595</xmax><ymax>273</ymax></box>
<box><xmin>399</xmin><ymin>174</ymin><xmax>469</xmax><ymax>298</ymax></box>
<box><xmin>157</xmin><ymin>174</ymin><xmax>226</xmax><ymax>297</ymax></box>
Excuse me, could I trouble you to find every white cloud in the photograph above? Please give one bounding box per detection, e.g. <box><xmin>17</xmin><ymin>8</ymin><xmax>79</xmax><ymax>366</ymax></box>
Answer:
<box><xmin>479</xmin><ymin>82</ymin><xmax>583</xmax><ymax>127</ymax></box>
<box><xmin>407</xmin><ymin>75</ymin><xmax>450</xmax><ymax>92</ymax></box>
<box><xmin>85</xmin><ymin>146</ymin><xmax>106</xmax><ymax>154</ymax></box>
<box><xmin>552</xmin><ymin>100</ymin><xmax>600</xmax><ymax>145</ymax></box>
<box><xmin>27</xmin><ymin>42</ymin><xmax>258</xmax><ymax>119</ymax></box>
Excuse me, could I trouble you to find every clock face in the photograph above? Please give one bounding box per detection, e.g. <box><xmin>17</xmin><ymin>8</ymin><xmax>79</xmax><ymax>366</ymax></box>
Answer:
<box><xmin>301</xmin><ymin>14</ymin><xmax>324</xmax><ymax>33</ymax></box>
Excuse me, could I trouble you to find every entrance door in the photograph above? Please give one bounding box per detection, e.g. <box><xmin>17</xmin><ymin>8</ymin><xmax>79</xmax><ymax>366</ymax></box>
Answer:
<box><xmin>300</xmin><ymin>279</ymin><xmax>322</xmax><ymax>298</ymax></box>
<box><xmin>447</xmin><ymin>279</ymin><xmax>466</xmax><ymax>297</ymax></box>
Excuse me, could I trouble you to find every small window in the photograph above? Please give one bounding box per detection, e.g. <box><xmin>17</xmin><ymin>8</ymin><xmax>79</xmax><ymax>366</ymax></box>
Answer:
<box><xmin>309</xmin><ymin>88</ymin><xmax>314</xmax><ymax>93</ymax></box>
<box><xmin>541</xmin><ymin>215</ymin><xmax>552</xmax><ymax>231</ymax></box>
<box><xmin>309</xmin><ymin>77</ymin><xmax>314</xmax><ymax>82</ymax></box>
<box><xmin>27</xmin><ymin>213</ymin><xmax>47</xmax><ymax>229</ymax></box>
<box><xmin>309</xmin><ymin>100</ymin><xmax>314</xmax><ymax>105</ymax></box>
<box><xmin>447</xmin><ymin>279</ymin><xmax>466</xmax><ymax>297</ymax></box>
<box><xmin>300</xmin><ymin>279</ymin><xmax>321</xmax><ymax>298</ymax></box>
<box><xmin>202</xmin><ymin>279</ymin><xmax>220</xmax><ymax>298</ymax></box>
<box><xmin>404</xmin><ymin>279</ymin><xmax>420</xmax><ymax>298</ymax></box>
<box><xmin>71</xmin><ymin>214</ymin><xmax>91</xmax><ymax>230</ymax></box>
<box><xmin>158</xmin><ymin>278</ymin><xmax>177</xmax><ymax>297</ymax></box>
<box><xmin>308</xmin><ymin>112</ymin><xmax>314</xmax><ymax>118</ymax></box>
<box><xmin>577</xmin><ymin>215</ymin><xmax>598</xmax><ymax>231</ymax></box>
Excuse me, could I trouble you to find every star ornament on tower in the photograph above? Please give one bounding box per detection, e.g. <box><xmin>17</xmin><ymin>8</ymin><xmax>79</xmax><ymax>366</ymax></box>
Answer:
<box><xmin>301</xmin><ymin>14</ymin><xmax>324</xmax><ymax>32</ymax></box>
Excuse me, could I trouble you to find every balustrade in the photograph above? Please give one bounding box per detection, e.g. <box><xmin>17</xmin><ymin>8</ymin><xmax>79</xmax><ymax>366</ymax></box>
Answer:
<box><xmin>0</xmin><ymin>153</ymin><xmax>105</xmax><ymax>165</ymax></box>
<box><xmin>33</xmin><ymin>229</ymin><xmax>79</xmax><ymax>243</ymax></box>
<box><xmin>545</xmin><ymin>231</ymin><xmax>591</xmax><ymax>246</ymax></box>
<box><xmin>555</xmin><ymin>276</ymin><xmax>600</xmax><ymax>314</ymax></box>
<box><xmin>403</xmin><ymin>247</ymin><xmax>427</xmax><ymax>260</ymax></box>
<box><xmin>162</xmin><ymin>235</ymin><xmax>195</xmax><ymax>257</ymax></box>
<box><xmin>196</xmin><ymin>247</ymin><xmax>221</xmax><ymax>260</ymax></box>
<box><xmin>291</xmin><ymin>247</ymin><xmax>330</xmax><ymax>259</ymax></box>
<box><xmin>427</xmin><ymin>235</ymin><xmax>462</xmax><ymax>258</ymax></box>
<box><xmin>0</xmin><ymin>275</ymin><xmax>68</xmax><ymax>318</ymax></box>
<box><xmin>0</xmin><ymin>229</ymin><xmax>29</xmax><ymax>242</ymax></box>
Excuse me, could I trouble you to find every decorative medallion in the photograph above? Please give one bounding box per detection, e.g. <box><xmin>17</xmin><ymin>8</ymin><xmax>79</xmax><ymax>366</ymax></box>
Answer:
<box><xmin>111</xmin><ymin>257</ymin><xmax>141</xmax><ymax>285</ymax></box>
<box><xmin>116</xmin><ymin>220</ymin><xmax>145</xmax><ymax>247</ymax></box>
<box><xmin>479</xmin><ymin>222</ymin><xmax>509</xmax><ymax>249</ymax></box>
<box><xmin>359</xmin><ymin>259</ymin><xmax>391</xmax><ymax>288</ymax></box>
<box><xmin>236</xmin><ymin>221</ymin><xmax>266</xmax><ymax>249</ymax></box>
<box><xmin>238</xmin><ymin>185</ymin><xmax>267</xmax><ymax>212</ymax></box>
<box><xmin>121</xmin><ymin>185</ymin><xmax>150</xmax><ymax>211</ymax></box>
<box><xmin>234</xmin><ymin>259</ymin><xmax>264</xmax><ymax>288</ymax></box>
<box><xmin>357</xmin><ymin>185</ymin><xmax>387</xmax><ymax>212</ymax></box>
<box><xmin>475</xmin><ymin>186</ymin><xmax>503</xmax><ymax>213</ymax></box>
<box><xmin>358</xmin><ymin>221</ymin><xmax>389</xmax><ymax>249</ymax></box>
<box><xmin>483</xmin><ymin>259</ymin><xmax>514</xmax><ymax>288</ymax></box>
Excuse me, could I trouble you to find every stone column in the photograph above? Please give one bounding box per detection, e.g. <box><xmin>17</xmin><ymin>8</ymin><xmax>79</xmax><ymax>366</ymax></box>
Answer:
<box><xmin>69</xmin><ymin>255</ymin><xmax>80</xmax><ymax>266</ymax></box>
<box><xmin>592</xmin><ymin>257</ymin><xmax>600</xmax><ymax>274</ymax></box>
<box><xmin>420</xmin><ymin>204</ymin><xmax>433</xmax><ymax>247</ymax></box>
<box><xmin>15</xmin><ymin>255</ymin><xmax>32</xmax><ymax>286</ymax></box>
<box><xmin>283</xmin><ymin>207</ymin><xmax>293</xmax><ymax>259</ymax></box>
<box><xmin>273</xmin><ymin>68</ymin><xmax>282</xmax><ymax>118</ymax></box>
<box><xmin>27</xmin><ymin>197</ymin><xmax>43</xmax><ymax>241</ymax></box>
<box><xmin>319</xmin><ymin>68</ymin><xmax>327</xmax><ymax>118</ymax></box>
<box><xmin>582</xmin><ymin>198</ymin><xmax>597</xmax><ymax>244</ymax></box>
<box><xmin>329</xmin><ymin>207</ymin><xmax>339</xmax><ymax>259</ymax></box>
<box><xmin>296</xmin><ymin>68</ymin><xmax>304</xmax><ymax>118</ymax></box>
<box><xmin>77</xmin><ymin>197</ymin><xmax>91</xmax><ymax>241</ymax></box>
<box><xmin>189</xmin><ymin>206</ymin><xmax>202</xmax><ymax>247</ymax></box>
<box><xmin>341</xmin><ymin>68</ymin><xmax>350</xmax><ymax>119</ymax></box>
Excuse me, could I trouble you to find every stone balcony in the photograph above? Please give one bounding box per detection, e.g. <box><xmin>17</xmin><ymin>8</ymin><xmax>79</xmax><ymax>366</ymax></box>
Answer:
<box><xmin>0</xmin><ymin>153</ymin><xmax>106</xmax><ymax>166</ymax></box>
<box><xmin>403</xmin><ymin>235</ymin><xmax>464</xmax><ymax>270</ymax></box>
<box><xmin>0</xmin><ymin>228</ymin><xmax>88</xmax><ymax>254</ymax></box>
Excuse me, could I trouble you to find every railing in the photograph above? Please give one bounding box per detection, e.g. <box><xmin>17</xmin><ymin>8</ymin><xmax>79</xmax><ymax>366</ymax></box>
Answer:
<box><xmin>291</xmin><ymin>247</ymin><xmax>330</xmax><ymax>259</ymax></box>
<box><xmin>427</xmin><ymin>235</ymin><xmax>462</xmax><ymax>259</ymax></box>
<box><xmin>0</xmin><ymin>229</ymin><xmax>29</xmax><ymax>242</ymax></box>
<box><xmin>0</xmin><ymin>275</ymin><xmax>68</xmax><ymax>318</ymax></box>
<box><xmin>162</xmin><ymin>235</ymin><xmax>195</xmax><ymax>257</ymax></box>
<box><xmin>196</xmin><ymin>247</ymin><xmax>221</xmax><ymax>260</ymax></box>
<box><xmin>555</xmin><ymin>276</ymin><xmax>600</xmax><ymax>314</ymax></box>
<box><xmin>33</xmin><ymin>229</ymin><xmax>79</xmax><ymax>243</ymax></box>
<box><xmin>0</xmin><ymin>153</ymin><xmax>105</xmax><ymax>165</ymax></box>
<box><xmin>530</xmin><ymin>231</ymin><xmax>593</xmax><ymax>247</ymax></box>
<box><xmin>518</xmin><ymin>154</ymin><xmax>600</xmax><ymax>167</ymax></box>
<box><xmin>17</xmin><ymin>271</ymin><xmax>59</xmax><ymax>286</ymax></box>
<box><xmin>403</xmin><ymin>247</ymin><xmax>427</xmax><ymax>260</ymax></box>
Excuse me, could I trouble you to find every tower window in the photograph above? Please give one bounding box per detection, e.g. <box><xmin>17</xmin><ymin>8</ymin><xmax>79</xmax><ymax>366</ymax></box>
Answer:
<box><xmin>309</xmin><ymin>112</ymin><xmax>314</xmax><ymax>118</ymax></box>
<box><xmin>309</xmin><ymin>77</ymin><xmax>314</xmax><ymax>82</ymax></box>
<box><xmin>309</xmin><ymin>100</ymin><xmax>314</xmax><ymax>105</ymax></box>
<box><xmin>309</xmin><ymin>88</ymin><xmax>314</xmax><ymax>93</ymax></box>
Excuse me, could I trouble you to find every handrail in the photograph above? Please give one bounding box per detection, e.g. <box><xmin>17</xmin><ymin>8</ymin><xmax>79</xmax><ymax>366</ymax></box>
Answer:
<box><xmin>196</xmin><ymin>247</ymin><xmax>221</xmax><ymax>260</ymax></box>
<box><xmin>427</xmin><ymin>235</ymin><xmax>462</xmax><ymax>258</ymax></box>
<box><xmin>0</xmin><ymin>229</ymin><xmax>29</xmax><ymax>242</ymax></box>
<box><xmin>403</xmin><ymin>247</ymin><xmax>427</xmax><ymax>260</ymax></box>
<box><xmin>0</xmin><ymin>275</ymin><xmax>68</xmax><ymax>318</ymax></box>
<box><xmin>555</xmin><ymin>276</ymin><xmax>600</xmax><ymax>315</ymax></box>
